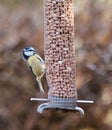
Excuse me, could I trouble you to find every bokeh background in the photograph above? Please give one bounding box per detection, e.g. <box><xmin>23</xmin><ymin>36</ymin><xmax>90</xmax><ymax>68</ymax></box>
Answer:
<box><xmin>0</xmin><ymin>0</ymin><xmax>112</xmax><ymax>130</ymax></box>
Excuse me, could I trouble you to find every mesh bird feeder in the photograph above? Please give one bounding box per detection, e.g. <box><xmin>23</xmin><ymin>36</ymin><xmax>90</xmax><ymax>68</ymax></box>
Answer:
<box><xmin>31</xmin><ymin>0</ymin><xmax>93</xmax><ymax>116</ymax></box>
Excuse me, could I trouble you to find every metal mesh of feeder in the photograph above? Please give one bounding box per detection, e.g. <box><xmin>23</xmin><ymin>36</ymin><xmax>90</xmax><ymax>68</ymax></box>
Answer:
<box><xmin>44</xmin><ymin>0</ymin><xmax>77</xmax><ymax>102</ymax></box>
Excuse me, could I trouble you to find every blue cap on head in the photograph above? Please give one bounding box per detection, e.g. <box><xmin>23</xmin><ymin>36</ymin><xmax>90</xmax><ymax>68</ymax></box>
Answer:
<box><xmin>22</xmin><ymin>47</ymin><xmax>35</xmax><ymax>60</ymax></box>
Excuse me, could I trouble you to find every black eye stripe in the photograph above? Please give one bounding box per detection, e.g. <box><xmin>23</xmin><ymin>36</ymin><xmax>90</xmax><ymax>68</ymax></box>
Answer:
<box><xmin>27</xmin><ymin>49</ymin><xmax>34</xmax><ymax>52</ymax></box>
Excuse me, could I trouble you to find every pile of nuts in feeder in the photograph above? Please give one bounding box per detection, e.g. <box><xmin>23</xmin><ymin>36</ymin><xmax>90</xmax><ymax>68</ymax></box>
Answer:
<box><xmin>44</xmin><ymin>0</ymin><xmax>77</xmax><ymax>98</ymax></box>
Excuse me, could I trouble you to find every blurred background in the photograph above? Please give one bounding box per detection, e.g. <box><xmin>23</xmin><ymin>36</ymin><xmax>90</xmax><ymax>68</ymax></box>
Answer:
<box><xmin>0</xmin><ymin>0</ymin><xmax>112</xmax><ymax>130</ymax></box>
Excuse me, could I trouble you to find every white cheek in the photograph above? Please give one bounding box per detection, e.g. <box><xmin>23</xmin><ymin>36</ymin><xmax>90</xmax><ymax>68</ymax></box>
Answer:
<box><xmin>24</xmin><ymin>51</ymin><xmax>34</xmax><ymax>56</ymax></box>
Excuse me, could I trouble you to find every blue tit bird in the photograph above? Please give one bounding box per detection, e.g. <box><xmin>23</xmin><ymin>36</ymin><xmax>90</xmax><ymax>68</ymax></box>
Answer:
<box><xmin>22</xmin><ymin>47</ymin><xmax>45</xmax><ymax>94</ymax></box>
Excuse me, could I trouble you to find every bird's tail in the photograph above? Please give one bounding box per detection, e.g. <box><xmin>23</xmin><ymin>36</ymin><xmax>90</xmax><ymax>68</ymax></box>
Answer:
<box><xmin>36</xmin><ymin>78</ymin><xmax>45</xmax><ymax>94</ymax></box>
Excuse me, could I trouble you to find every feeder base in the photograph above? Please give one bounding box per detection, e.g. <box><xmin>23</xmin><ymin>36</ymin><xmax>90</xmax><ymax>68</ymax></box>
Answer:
<box><xmin>37</xmin><ymin>102</ymin><xmax>85</xmax><ymax>117</ymax></box>
<box><xmin>30</xmin><ymin>97</ymin><xmax>94</xmax><ymax>117</ymax></box>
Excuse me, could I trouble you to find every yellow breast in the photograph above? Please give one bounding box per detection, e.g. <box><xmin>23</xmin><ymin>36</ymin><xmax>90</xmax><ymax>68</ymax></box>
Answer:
<box><xmin>27</xmin><ymin>55</ymin><xmax>45</xmax><ymax>78</ymax></box>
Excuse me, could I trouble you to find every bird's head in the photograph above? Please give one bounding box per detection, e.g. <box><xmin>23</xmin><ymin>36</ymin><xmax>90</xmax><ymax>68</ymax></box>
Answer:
<box><xmin>22</xmin><ymin>47</ymin><xmax>36</xmax><ymax>60</ymax></box>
